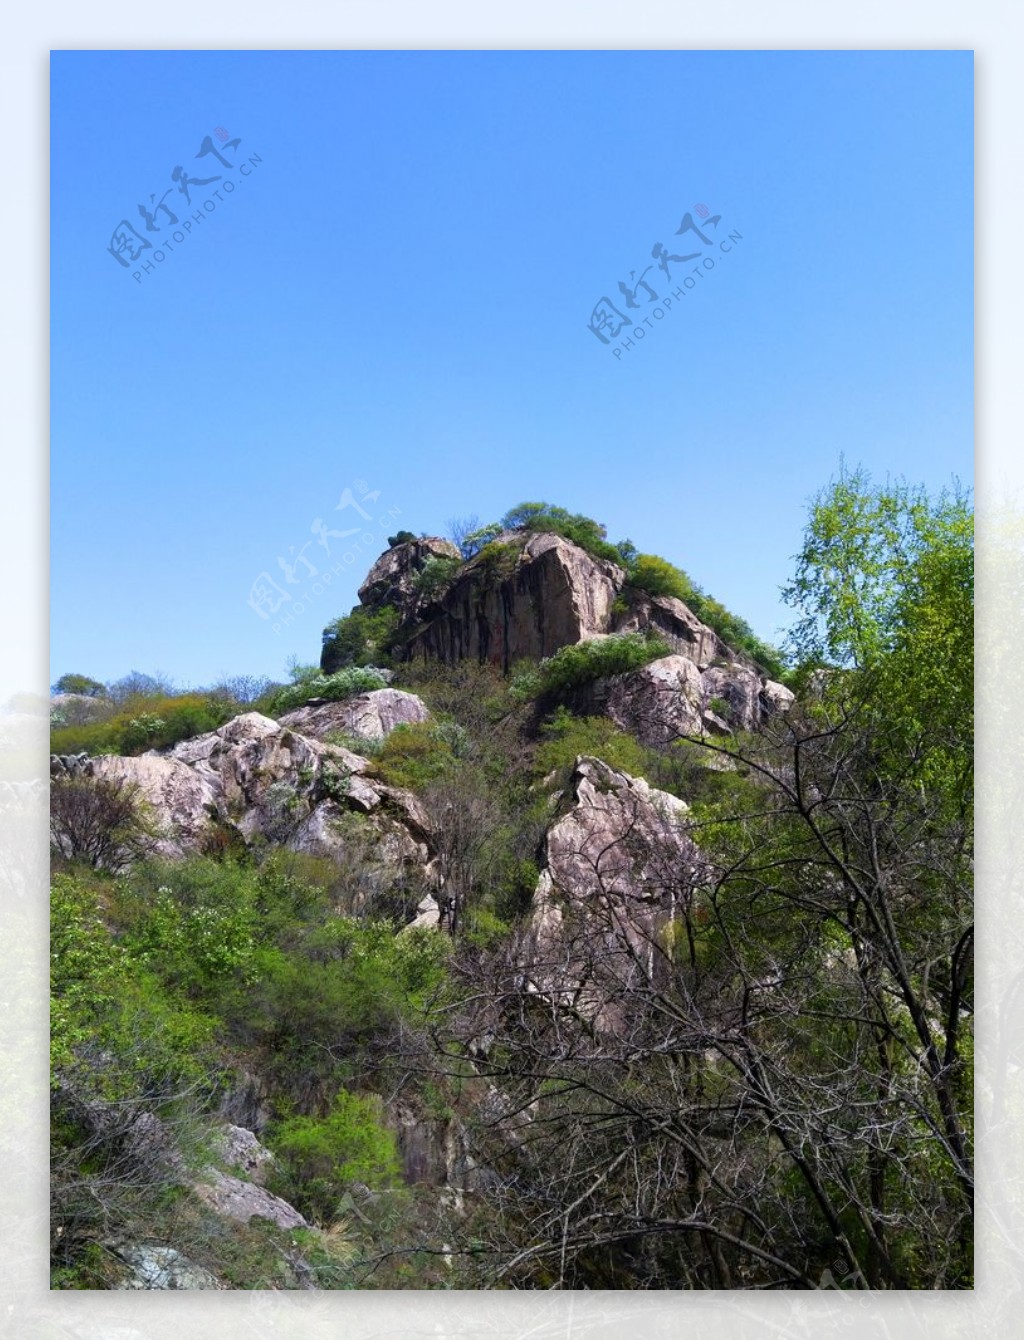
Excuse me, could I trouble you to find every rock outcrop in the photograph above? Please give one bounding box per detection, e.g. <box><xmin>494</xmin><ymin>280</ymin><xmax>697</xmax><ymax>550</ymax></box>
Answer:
<box><xmin>525</xmin><ymin>756</ymin><xmax>702</xmax><ymax>1029</ymax></box>
<box><xmin>358</xmin><ymin>536</ymin><xmax>460</xmax><ymax>617</ymax></box>
<box><xmin>585</xmin><ymin>653</ymin><xmax>795</xmax><ymax>746</ymax></box>
<box><xmin>75</xmin><ymin>712</ymin><xmax>434</xmax><ymax>893</ymax></box>
<box><xmin>403</xmin><ymin>532</ymin><xmax>626</xmax><ymax>671</ymax></box>
<box><xmin>280</xmin><ymin>688</ymin><xmax>429</xmax><ymax>743</ymax></box>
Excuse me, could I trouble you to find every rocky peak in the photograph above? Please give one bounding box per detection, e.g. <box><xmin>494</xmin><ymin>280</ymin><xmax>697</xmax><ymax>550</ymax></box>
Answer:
<box><xmin>358</xmin><ymin>536</ymin><xmax>460</xmax><ymax>617</ymax></box>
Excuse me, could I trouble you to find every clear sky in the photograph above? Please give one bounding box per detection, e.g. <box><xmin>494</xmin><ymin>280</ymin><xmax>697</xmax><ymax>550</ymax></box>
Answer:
<box><xmin>51</xmin><ymin>49</ymin><xmax>973</xmax><ymax>689</ymax></box>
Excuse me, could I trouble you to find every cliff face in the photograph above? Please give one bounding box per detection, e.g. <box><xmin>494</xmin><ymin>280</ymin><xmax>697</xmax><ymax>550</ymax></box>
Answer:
<box><xmin>401</xmin><ymin>532</ymin><xmax>624</xmax><ymax>671</ymax></box>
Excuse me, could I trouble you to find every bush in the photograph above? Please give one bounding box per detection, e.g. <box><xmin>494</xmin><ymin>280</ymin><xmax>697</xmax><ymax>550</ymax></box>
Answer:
<box><xmin>264</xmin><ymin>667</ymin><xmax>388</xmax><ymax>716</ymax></box>
<box><xmin>321</xmin><ymin>605</ymin><xmax>400</xmax><ymax>674</ymax></box>
<box><xmin>270</xmin><ymin>1090</ymin><xmax>401</xmax><ymax>1224</ymax></box>
<box><xmin>511</xmin><ymin>632</ymin><xmax>670</xmax><ymax>701</ymax></box>
<box><xmin>534</xmin><ymin>708</ymin><xmax>653</xmax><ymax>782</ymax></box>
<box><xmin>51</xmin><ymin>692</ymin><xmax>235</xmax><ymax>757</ymax></box>
<box><xmin>498</xmin><ymin>502</ymin><xmax>626</xmax><ymax>565</ymax></box>
<box><xmin>387</xmin><ymin>530</ymin><xmax>417</xmax><ymax>548</ymax></box>
<box><xmin>413</xmin><ymin>555</ymin><xmax>461</xmax><ymax>599</ymax></box>
<box><xmin>113</xmin><ymin>858</ymin><xmax>262</xmax><ymax>998</ymax></box>
<box><xmin>625</xmin><ymin>552</ymin><xmax>786</xmax><ymax>677</ymax></box>
<box><xmin>371</xmin><ymin>720</ymin><xmax>456</xmax><ymax>790</ymax></box>
<box><xmin>628</xmin><ymin>553</ymin><xmax>692</xmax><ymax>602</ymax></box>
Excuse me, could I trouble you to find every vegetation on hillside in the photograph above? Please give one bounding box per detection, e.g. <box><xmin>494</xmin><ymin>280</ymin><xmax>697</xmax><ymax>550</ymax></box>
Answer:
<box><xmin>50</xmin><ymin>472</ymin><xmax>972</xmax><ymax>1289</ymax></box>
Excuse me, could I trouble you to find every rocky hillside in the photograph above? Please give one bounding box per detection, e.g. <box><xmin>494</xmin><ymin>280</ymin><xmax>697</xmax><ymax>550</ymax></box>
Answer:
<box><xmin>51</xmin><ymin>486</ymin><xmax>972</xmax><ymax>1291</ymax></box>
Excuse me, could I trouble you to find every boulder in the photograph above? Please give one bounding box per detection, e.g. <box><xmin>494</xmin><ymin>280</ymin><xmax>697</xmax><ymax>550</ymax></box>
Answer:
<box><xmin>526</xmin><ymin>756</ymin><xmax>702</xmax><ymax>1029</ymax></box>
<box><xmin>112</xmin><ymin>1244</ymin><xmax>220</xmax><ymax>1290</ymax></box>
<box><xmin>193</xmin><ymin>1168</ymin><xmax>308</xmax><ymax>1231</ymax></box>
<box><xmin>86</xmin><ymin>753</ymin><xmax>222</xmax><ymax>858</ymax></box>
<box><xmin>591</xmin><ymin>654</ymin><xmax>705</xmax><ymax>746</ymax></box>
<box><xmin>280</xmin><ymin>688</ymin><xmax>429</xmax><ymax>743</ymax></box>
<box><xmin>587</xmin><ymin>655</ymin><xmax>796</xmax><ymax>747</ymax></box>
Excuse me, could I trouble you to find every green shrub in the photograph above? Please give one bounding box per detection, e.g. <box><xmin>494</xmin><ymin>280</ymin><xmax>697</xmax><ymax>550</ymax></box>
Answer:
<box><xmin>371</xmin><ymin>720</ymin><xmax>456</xmax><ymax>790</ymax></box>
<box><xmin>264</xmin><ymin>666</ymin><xmax>388</xmax><ymax>716</ymax></box>
<box><xmin>511</xmin><ymin>632</ymin><xmax>670</xmax><ymax>701</ymax></box>
<box><xmin>498</xmin><ymin>501</ymin><xmax>626</xmax><ymax>565</ymax></box>
<box><xmin>626</xmin><ymin>552</ymin><xmax>786</xmax><ymax>677</ymax></box>
<box><xmin>474</xmin><ymin>540</ymin><xmax>520</xmax><ymax>582</ymax></box>
<box><xmin>628</xmin><ymin>553</ymin><xmax>692</xmax><ymax>602</ymax></box>
<box><xmin>114</xmin><ymin>858</ymin><xmax>261</xmax><ymax>997</ymax></box>
<box><xmin>534</xmin><ymin>708</ymin><xmax>653</xmax><ymax>781</ymax></box>
<box><xmin>270</xmin><ymin>1089</ymin><xmax>401</xmax><ymax>1224</ymax></box>
<box><xmin>413</xmin><ymin>555</ymin><xmax>461</xmax><ymax>598</ymax></box>
<box><xmin>320</xmin><ymin>604</ymin><xmax>401</xmax><ymax>674</ymax></box>
<box><xmin>51</xmin><ymin>692</ymin><xmax>234</xmax><ymax>757</ymax></box>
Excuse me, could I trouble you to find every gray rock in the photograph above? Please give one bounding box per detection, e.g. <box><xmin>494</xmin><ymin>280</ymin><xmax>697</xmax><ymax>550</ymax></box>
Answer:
<box><xmin>279</xmin><ymin>688</ymin><xmax>429</xmax><ymax>743</ymax></box>
<box><xmin>193</xmin><ymin>1168</ymin><xmax>308</xmax><ymax>1230</ymax></box>
<box><xmin>112</xmin><ymin>1244</ymin><xmax>220</xmax><ymax>1290</ymax></box>
<box><xmin>357</xmin><ymin>536</ymin><xmax>461</xmax><ymax>614</ymax></box>
<box><xmin>527</xmin><ymin>756</ymin><xmax>701</xmax><ymax>1030</ymax></box>
<box><xmin>403</xmin><ymin>532</ymin><xmax>625</xmax><ymax>671</ymax></box>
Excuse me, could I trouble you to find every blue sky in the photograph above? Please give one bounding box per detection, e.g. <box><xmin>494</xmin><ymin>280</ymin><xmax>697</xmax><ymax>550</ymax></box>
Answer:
<box><xmin>51</xmin><ymin>49</ymin><xmax>973</xmax><ymax>689</ymax></box>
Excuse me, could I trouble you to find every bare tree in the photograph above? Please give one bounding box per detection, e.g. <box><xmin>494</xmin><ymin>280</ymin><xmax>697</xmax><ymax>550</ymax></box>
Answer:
<box><xmin>50</xmin><ymin>775</ymin><xmax>157</xmax><ymax>872</ymax></box>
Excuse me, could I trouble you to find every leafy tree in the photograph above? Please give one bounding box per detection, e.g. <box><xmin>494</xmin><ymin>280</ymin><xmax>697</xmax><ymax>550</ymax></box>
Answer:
<box><xmin>387</xmin><ymin>530</ymin><xmax>417</xmax><ymax>548</ymax></box>
<box><xmin>321</xmin><ymin>605</ymin><xmax>400</xmax><ymax>673</ymax></box>
<box><xmin>52</xmin><ymin>674</ymin><xmax>106</xmax><ymax>698</ymax></box>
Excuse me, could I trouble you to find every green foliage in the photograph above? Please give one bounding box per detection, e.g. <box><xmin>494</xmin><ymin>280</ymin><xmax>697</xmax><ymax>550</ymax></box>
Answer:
<box><xmin>497</xmin><ymin>501</ymin><xmax>626</xmax><ymax>564</ymax></box>
<box><xmin>459</xmin><ymin>521</ymin><xmax>503</xmax><ymax>558</ymax></box>
<box><xmin>783</xmin><ymin>467</ymin><xmax>973</xmax><ymax>797</ymax></box>
<box><xmin>413</xmin><ymin>554</ymin><xmax>461</xmax><ymax>598</ymax></box>
<box><xmin>628</xmin><ymin>553</ymin><xmax>691</xmax><ymax>601</ymax></box>
<box><xmin>51</xmin><ymin>869</ymin><xmax>217</xmax><ymax>1097</ymax></box>
<box><xmin>388</xmin><ymin>530</ymin><xmax>417</xmax><ymax>548</ymax></box>
<box><xmin>270</xmin><ymin>1090</ymin><xmax>401</xmax><ymax>1224</ymax></box>
<box><xmin>113</xmin><ymin>859</ymin><xmax>262</xmax><ymax>997</ymax></box>
<box><xmin>371</xmin><ymin>720</ymin><xmax>457</xmax><ymax>790</ymax></box>
<box><xmin>52</xmin><ymin>673</ymin><xmax>105</xmax><ymax>698</ymax></box>
<box><xmin>320</xmin><ymin>605</ymin><xmax>401</xmax><ymax>674</ymax></box>
<box><xmin>626</xmin><ymin>552</ymin><xmax>785</xmax><ymax>677</ymax></box>
<box><xmin>534</xmin><ymin>708</ymin><xmax>652</xmax><ymax>782</ymax></box>
<box><xmin>511</xmin><ymin>632</ymin><xmax>670</xmax><ymax>701</ymax></box>
<box><xmin>51</xmin><ymin>692</ymin><xmax>235</xmax><ymax>757</ymax></box>
<box><xmin>474</xmin><ymin>540</ymin><xmax>520</xmax><ymax>582</ymax></box>
<box><xmin>264</xmin><ymin>666</ymin><xmax>388</xmax><ymax>716</ymax></box>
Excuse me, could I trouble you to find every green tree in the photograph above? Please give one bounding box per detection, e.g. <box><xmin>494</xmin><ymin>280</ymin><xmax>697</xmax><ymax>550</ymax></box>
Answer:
<box><xmin>52</xmin><ymin>674</ymin><xmax>106</xmax><ymax>698</ymax></box>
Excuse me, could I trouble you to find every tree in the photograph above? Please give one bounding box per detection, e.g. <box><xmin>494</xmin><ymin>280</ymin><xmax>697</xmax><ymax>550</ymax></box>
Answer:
<box><xmin>52</xmin><ymin>673</ymin><xmax>106</xmax><ymax>698</ymax></box>
<box><xmin>50</xmin><ymin>776</ymin><xmax>158</xmax><ymax>872</ymax></box>
<box><xmin>424</xmin><ymin>472</ymin><xmax>972</xmax><ymax>1289</ymax></box>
